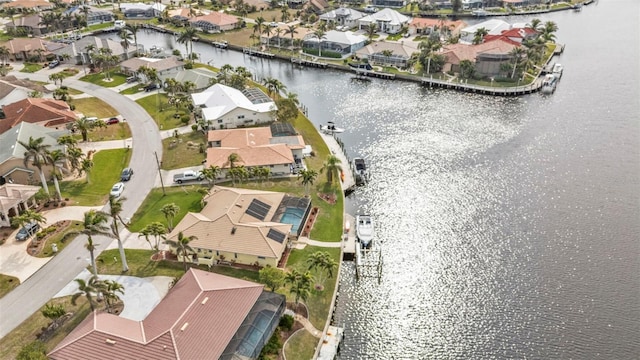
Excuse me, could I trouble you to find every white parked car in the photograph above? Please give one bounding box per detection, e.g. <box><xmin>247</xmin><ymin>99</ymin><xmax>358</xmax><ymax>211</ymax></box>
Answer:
<box><xmin>110</xmin><ymin>182</ymin><xmax>125</xmax><ymax>197</ymax></box>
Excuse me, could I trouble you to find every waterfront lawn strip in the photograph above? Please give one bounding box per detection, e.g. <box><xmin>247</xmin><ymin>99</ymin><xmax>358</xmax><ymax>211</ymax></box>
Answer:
<box><xmin>0</xmin><ymin>274</ymin><xmax>20</xmax><ymax>300</ymax></box>
<box><xmin>286</xmin><ymin>246</ymin><xmax>341</xmax><ymax>330</ymax></box>
<box><xmin>136</xmin><ymin>94</ymin><xmax>185</xmax><ymax>130</ymax></box>
<box><xmin>96</xmin><ymin>249</ymin><xmax>185</xmax><ymax>277</ymax></box>
<box><xmin>0</xmin><ymin>296</ymin><xmax>91</xmax><ymax>360</ymax></box>
<box><xmin>127</xmin><ymin>186</ymin><xmax>204</xmax><ymax>232</ymax></box>
<box><xmin>284</xmin><ymin>330</ymin><xmax>318</xmax><ymax>360</ymax></box>
<box><xmin>72</xmin><ymin>97</ymin><xmax>119</xmax><ymax>118</ymax></box>
<box><xmin>60</xmin><ymin>148</ymin><xmax>132</xmax><ymax>206</ymax></box>
<box><xmin>161</xmin><ymin>132</ymin><xmax>207</xmax><ymax>170</ymax></box>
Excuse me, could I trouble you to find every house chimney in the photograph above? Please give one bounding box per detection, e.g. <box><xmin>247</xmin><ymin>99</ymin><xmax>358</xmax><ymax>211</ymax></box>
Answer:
<box><xmin>231</xmin><ymin>226</ymin><xmax>237</xmax><ymax>234</ymax></box>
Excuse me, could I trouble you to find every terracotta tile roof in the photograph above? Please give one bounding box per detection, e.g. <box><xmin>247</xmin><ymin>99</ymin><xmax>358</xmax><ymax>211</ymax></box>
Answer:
<box><xmin>442</xmin><ymin>39</ymin><xmax>518</xmax><ymax>65</ymax></box>
<box><xmin>168</xmin><ymin>186</ymin><xmax>292</xmax><ymax>259</ymax></box>
<box><xmin>0</xmin><ymin>98</ymin><xmax>78</xmax><ymax>134</ymax></box>
<box><xmin>206</xmin><ymin>127</ymin><xmax>302</xmax><ymax>169</ymax></box>
<box><xmin>408</xmin><ymin>18</ymin><xmax>467</xmax><ymax>33</ymax></box>
<box><xmin>49</xmin><ymin>269</ymin><xmax>265</xmax><ymax>360</ymax></box>
<box><xmin>190</xmin><ymin>11</ymin><xmax>239</xmax><ymax>27</ymax></box>
<box><xmin>6</xmin><ymin>38</ymin><xmax>53</xmax><ymax>55</ymax></box>
<box><xmin>1</xmin><ymin>0</ymin><xmax>53</xmax><ymax>9</ymax></box>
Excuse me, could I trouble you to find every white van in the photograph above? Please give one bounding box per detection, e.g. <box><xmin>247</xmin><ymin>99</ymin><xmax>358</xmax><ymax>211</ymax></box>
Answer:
<box><xmin>114</xmin><ymin>20</ymin><xmax>125</xmax><ymax>29</ymax></box>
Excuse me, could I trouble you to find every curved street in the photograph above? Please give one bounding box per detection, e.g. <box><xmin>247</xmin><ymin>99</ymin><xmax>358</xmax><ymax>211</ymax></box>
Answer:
<box><xmin>0</xmin><ymin>71</ymin><xmax>162</xmax><ymax>338</ymax></box>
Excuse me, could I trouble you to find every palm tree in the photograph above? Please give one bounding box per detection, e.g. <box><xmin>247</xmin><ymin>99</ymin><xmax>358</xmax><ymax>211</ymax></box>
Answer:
<box><xmin>48</xmin><ymin>149</ymin><xmax>66</xmax><ymax>201</ymax></box>
<box><xmin>262</xmin><ymin>77</ymin><xmax>286</xmax><ymax>98</ymax></box>
<box><xmin>262</xmin><ymin>25</ymin><xmax>273</xmax><ymax>50</ymax></box>
<box><xmin>541</xmin><ymin>21</ymin><xmax>558</xmax><ymax>43</ymax></box>
<box><xmin>509</xmin><ymin>46</ymin><xmax>526</xmax><ymax>79</ymax></box>
<box><xmin>202</xmin><ymin>165</ymin><xmax>221</xmax><ymax>186</ymax></box>
<box><xmin>285</xmin><ymin>269</ymin><xmax>313</xmax><ymax>305</ymax></box>
<box><xmin>100</xmin><ymin>279</ymin><xmax>124</xmax><ymax>313</ymax></box>
<box><xmin>10</xmin><ymin>209</ymin><xmax>46</xmax><ymax>242</ymax></box>
<box><xmin>320</xmin><ymin>154</ymin><xmax>342</xmax><ymax>184</ymax></box>
<box><xmin>365</xmin><ymin>23</ymin><xmax>377</xmax><ymax>42</ymax></box>
<box><xmin>473</xmin><ymin>27</ymin><xmax>488</xmax><ymax>45</ymax></box>
<box><xmin>18</xmin><ymin>136</ymin><xmax>52</xmax><ymax>195</ymax></box>
<box><xmin>80</xmin><ymin>157</ymin><xmax>94</xmax><ymax>183</ymax></box>
<box><xmin>71</xmin><ymin>276</ymin><xmax>102</xmax><ymax>311</ymax></box>
<box><xmin>138</xmin><ymin>222</ymin><xmax>167</xmax><ymax>256</ymax></box>
<box><xmin>280</xmin><ymin>4</ymin><xmax>290</xmax><ymax>22</ymax></box>
<box><xmin>527</xmin><ymin>18</ymin><xmax>542</xmax><ymax>32</ymax></box>
<box><xmin>48</xmin><ymin>73</ymin><xmax>65</xmax><ymax>88</ymax></box>
<box><xmin>312</xmin><ymin>29</ymin><xmax>326</xmax><ymax>57</ymax></box>
<box><xmin>306</xmin><ymin>251</ymin><xmax>337</xmax><ymax>288</ymax></box>
<box><xmin>66</xmin><ymin>147</ymin><xmax>84</xmax><ymax>177</ymax></box>
<box><xmin>119</xmin><ymin>28</ymin><xmax>133</xmax><ymax>59</ymax></box>
<box><xmin>125</xmin><ymin>23</ymin><xmax>141</xmax><ymax>55</ymax></box>
<box><xmin>285</xmin><ymin>24</ymin><xmax>298</xmax><ymax>50</ymax></box>
<box><xmin>274</xmin><ymin>28</ymin><xmax>283</xmax><ymax>48</ymax></box>
<box><xmin>108</xmin><ymin>195</ymin><xmax>129</xmax><ymax>273</ymax></box>
<box><xmin>160</xmin><ymin>203</ymin><xmax>180</xmax><ymax>231</ymax></box>
<box><xmin>226</xmin><ymin>152</ymin><xmax>241</xmax><ymax>168</ymax></box>
<box><xmin>73</xmin><ymin>117</ymin><xmax>97</xmax><ymax>142</ymax></box>
<box><xmin>0</xmin><ymin>45</ymin><xmax>10</xmax><ymax>67</ymax></box>
<box><xmin>298</xmin><ymin>169</ymin><xmax>318</xmax><ymax>196</ymax></box>
<box><xmin>177</xmin><ymin>27</ymin><xmax>197</xmax><ymax>59</ymax></box>
<box><xmin>73</xmin><ymin>210</ymin><xmax>111</xmax><ymax>275</ymax></box>
<box><xmin>164</xmin><ymin>232</ymin><xmax>197</xmax><ymax>271</ymax></box>
<box><xmin>5</xmin><ymin>7</ymin><xmax>17</xmax><ymax>27</ymax></box>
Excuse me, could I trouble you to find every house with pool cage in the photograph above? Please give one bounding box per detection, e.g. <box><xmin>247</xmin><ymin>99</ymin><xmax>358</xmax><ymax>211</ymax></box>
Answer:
<box><xmin>49</xmin><ymin>269</ymin><xmax>285</xmax><ymax>360</ymax></box>
<box><xmin>166</xmin><ymin>186</ymin><xmax>311</xmax><ymax>268</ymax></box>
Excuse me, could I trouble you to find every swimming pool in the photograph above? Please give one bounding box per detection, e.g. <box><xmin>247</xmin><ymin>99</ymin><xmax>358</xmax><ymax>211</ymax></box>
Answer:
<box><xmin>279</xmin><ymin>207</ymin><xmax>305</xmax><ymax>233</ymax></box>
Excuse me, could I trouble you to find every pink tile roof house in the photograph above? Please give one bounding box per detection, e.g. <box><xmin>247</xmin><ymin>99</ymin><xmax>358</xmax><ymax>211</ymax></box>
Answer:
<box><xmin>49</xmin><ymin>269</ymin><xmax>285</xmax><ymax>360</ymax></box>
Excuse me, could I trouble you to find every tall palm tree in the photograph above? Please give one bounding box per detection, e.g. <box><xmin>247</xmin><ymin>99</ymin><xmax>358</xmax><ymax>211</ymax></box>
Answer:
<box><xmin>473</xmin><ymin>27</ymin><xmax>488</xmax><ymax>45</ymax></box>
<box><xmin>73</xmin><ymin>210</ymin><xmax>111</xmax><ymax>275</ymax></box>
<box><xmin>274</xmin><ymin>28</ymin><xmax>283</xmax><ymax>48</ymax></box>
<box><xmin>160</xmin><ymin>203</ymin><xmax>180</xmax><ymax>231</ymax></box>
<box><xmin>177</xmin><ymin>27</ymin><xmax>197</xmax><ymax>59</ymax></box>
<box><xmin>164</xmin><ymin>231</ymin><xmax>197</xmax><ymax>271</ymax></box>
<box><xmin>297</xmin><ymin>169</ymin><xmax>318</xmax><ymax>196</ymax></box>
<box><xmin>71</xmin><ymin>276</ymin><xmax>102</xmax><ymax>311</ymax></box>
<box><xmin>285</xmin><ymin>269</ymin><xmax>313</xmax><ymax>305</ymax></box>
<box><xmin>541</xmin><ymin>21</ymin><xmax>558</xmax><ymax>43</ymax></box>
<box><xmin>0</xmin><ymin>45</ymin><xmax>10</xmax><ymax>67</ymax></box>
<box><xmin>18</xmin><ymin>136</ymin><xmax>52</xmax><ymax>195</ymax></box>
<box><xmin>285</xmin><ymin>24</ymin><xmax>298</xmax><ymax>50</ymax></box>
<box><xmin>509</xmin><ymin>46</ymin><xmax>526</xmax><ymax>79</ymax></box>
<box><xmin>73</xmin><ymin>117</ymin><xmax>97</xmax><ymax>142</ymax></box>
<box><xmin>202</xmin><ymin>165</ymin><xmax>221</xmax><ymax>186</ymax></box>
<box><xmin>119</xmin><ymin>28</ymin><xmax>133</xmax><ymax>59</ymax></box>
<box><xmin>527</xmin><ymin>18</ymin><xmax>542</xmax><ymax>32</ymax></box>
<box><xmin>125</xmin><ymin>23</ymin><xmax>141</xmax><ymax>54</ymax></box>
<box><xmin>80</xmin><ymin>157</ymin><xmax>94</xmax><ymax>184</ymax></box>
<box><xmin>312</xmin><ymin>29</ymin><xmax>326</xmax><ymax>57</ymax></box>
<box><xmin>320</xmin><ymin>154</ymin><xmax>342</xmax><ymax>184</ymax></box>
<box><xmin>262</xmin><ymin>25</ymin><xmax>273</xmax><ymax>50</ymax></box>
<box><xmin>306</xmin><ymin>251</ymin><xmax>337</xmax><ymax>288</ymax></box>
<box><xmin>48</xmin><ymin>149</ymin><xmax>66</xmax><ymax>201</ymax></box>
<box><xmin>108</xmin><ymin>195</ymin><xmax>129</xmax><ymax>273</ymax></box>
<box><xmin>66</xmin><ymin>147</ymin><xmax>84</xmax><ymax>177</ymax></box>
<box><xmin>262</xmin><ymin>77</ymin><xmax>286</xmax><ymax>98</ymax></box>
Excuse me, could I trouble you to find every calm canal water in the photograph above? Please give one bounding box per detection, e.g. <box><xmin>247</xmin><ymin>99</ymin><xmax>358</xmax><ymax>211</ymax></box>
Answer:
<box><xmin>115</xmin><ymin>0</ymin><xmax>639</xmax><ymax>357</ymax></box>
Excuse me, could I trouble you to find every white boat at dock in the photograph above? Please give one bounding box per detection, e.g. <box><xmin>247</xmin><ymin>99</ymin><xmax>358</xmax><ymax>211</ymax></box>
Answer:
<box><xmin>320</xmin><ymin>121</ymin><xmax>345</xmax><ymax>134</ymax></box>
<box><xmin>541</xmin><ymin>74</ymin><xmax>559</xmax><ymax>94</ymax></box>
<box><xmin>353</xmin><ymin>157</ymin><xmax>369</xmax><ymax>185</ymax></box>
<box><xmin>356</xmin><ymin>214</ymin><xmax>374</xmax><ymax>248</ymax></box>
<box><xmin>552</xmin><ymin>63</ymin><xmax>564</xmax><ymax>78</ymax></box>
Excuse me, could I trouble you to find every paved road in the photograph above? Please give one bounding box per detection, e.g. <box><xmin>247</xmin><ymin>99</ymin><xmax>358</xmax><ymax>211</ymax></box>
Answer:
<box><xmin>0</xmin><ymin>73</ymin><xmax>162</xmax><ymax>338</ymax></box>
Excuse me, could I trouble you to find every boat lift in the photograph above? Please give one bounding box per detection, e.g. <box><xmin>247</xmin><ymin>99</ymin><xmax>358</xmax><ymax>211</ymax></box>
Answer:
<box><xmin>355</xmin><ymin>241</ymin><xmax>383</xmax><ymax>283</ymax></box>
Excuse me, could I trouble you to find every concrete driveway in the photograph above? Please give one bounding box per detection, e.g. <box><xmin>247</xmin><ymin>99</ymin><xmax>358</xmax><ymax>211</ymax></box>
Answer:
<box><xmin>54</xmin><ymin>269</ymin><xmax>173</xmax><ymax>321</ymax></box>
<box><xmin>0</xmin><ymin>71</ymin><xmax>162</xmax><ymax>338</ymax></box>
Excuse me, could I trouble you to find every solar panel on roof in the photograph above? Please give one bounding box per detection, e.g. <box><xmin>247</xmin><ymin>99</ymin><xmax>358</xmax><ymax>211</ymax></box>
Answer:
<box><xmin>245</xmin><ymin>199</ymin><xmax>271</xmax><ymax>220</ymax></box>
<box><xmin>267</xmin><ymin>229</ymin><xmax>286</xmax><ymax>243</ymax></box>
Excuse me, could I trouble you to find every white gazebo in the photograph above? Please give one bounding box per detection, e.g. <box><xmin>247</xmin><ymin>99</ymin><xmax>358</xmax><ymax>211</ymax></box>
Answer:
<box><xmin>0</xmin><ymin>184</ymin><xmax>40</xmax><ymax>227</ymax></box>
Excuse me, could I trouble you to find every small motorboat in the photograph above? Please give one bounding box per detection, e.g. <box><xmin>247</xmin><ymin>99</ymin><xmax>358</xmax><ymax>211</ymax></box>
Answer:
<box><xmin>356</xmin><ymin>214</ymin><xmax>374</xmax><ymax>248</ymax></box>
<box><xmin>353</xmin><ymin>157</ymin><xmax>369</xmax><ymax>185</ymax></box>
<box><xmin>552</xmin><ymin>63</ymin><xmax>563</xmax><ymax>78</ymax></box>
<box><xmin>320</xmin><ymin>121</ymin><xmax>345</xmax><ymax>134</ymax></box>
<box><xmin>541</xmin><ymin>74</ymin><xmax>558</xmax><ymax>95</ymax></box>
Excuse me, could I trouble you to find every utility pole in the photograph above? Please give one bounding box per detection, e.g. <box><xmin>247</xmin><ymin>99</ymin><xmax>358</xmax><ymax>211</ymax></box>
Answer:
<box><xmin>154</xmin><ymin>151</ymin><xmax>166</xmax><ymax>195</ymax></box>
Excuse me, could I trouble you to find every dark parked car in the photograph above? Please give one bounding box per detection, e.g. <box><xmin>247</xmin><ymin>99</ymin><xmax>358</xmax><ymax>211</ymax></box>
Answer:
<box><xmin>120</xmin><ymin>167</ymin><xmax>134</xmax><ymax>181</ymax></box>
<box><xmin>144</xmin><ymin>83</ymin><xmax>160</xmax><ymax>92</ymax></box>
<box><xmin>48</xmin><ymin>60</ymin><xmax>60</xmax><ymax>69</ymax></box>
<box><xmin>126</xmin><ymin>76</ymin><xmax>137</xmax><ymax>83</ymax></box>
<box><xmin>106</xmin><ymin>117</ymin><xmax>120</xmax><ymax>125</ymax></box>
<box><xmin>16</xmin><ymin>222</ymin><xmax>40</xmax><ymax>241</ymax></box>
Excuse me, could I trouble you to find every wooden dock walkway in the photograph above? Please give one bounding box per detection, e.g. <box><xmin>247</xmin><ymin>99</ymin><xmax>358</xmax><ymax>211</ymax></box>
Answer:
<box><xmin>291</xmin><ymin>57</ymin><xmax>328</xmax><ymax>68</ymax></box>
<box><xmin>421</xmin><ymin>76</ymin><xmax>543</xmax><ymax>96</ymax></box>
<box><xmin>242</xmin><ymin>48</ymin><xmax>275</xmax><ymax>58</ymax></box>
<box><xmin>354</xmin><ymin>69</ymin><xmax>395</xmax><ymax>80</ymax></box>
<box><xmin>319</xmin><ymin>132</ymin><xmax>356</xmax><ymax>191</ymax></box>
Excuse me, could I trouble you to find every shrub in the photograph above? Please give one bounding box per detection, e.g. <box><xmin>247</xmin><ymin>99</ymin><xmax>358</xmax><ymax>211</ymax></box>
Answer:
<box><xmin>260</xmin><ymin>333</ymin><xmax>281</xmax><ymax>356</ymax></box>
<box><xmin>279</xmin><ymin>314</ymin><xmax>294</xmax><ymax>331</ymax></box>
<box><xmin>17</xmin><ymin>341</ymin><xmax>47</xmax><ymax>360</ymax></box>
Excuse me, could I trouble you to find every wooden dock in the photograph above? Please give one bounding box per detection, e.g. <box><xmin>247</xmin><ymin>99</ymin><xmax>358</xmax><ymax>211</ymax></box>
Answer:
<box><xmin>421</xmin><ymin>76</ymin><xmax>542</xmax><ymax>96</ymax></box>
<box><xmin>291</xmin><ymin>57</ymin><xmax>328</xmax><ymax>68</ymax></box>
<box><xmin>242</xmin><ymin>48</ymin><xmax>275</xmax><ymax>58</ymax></box>
<box><xmin>354</xmin><ymin>69</ymin><xmax>395</xmax><ymax>80</ymax></box>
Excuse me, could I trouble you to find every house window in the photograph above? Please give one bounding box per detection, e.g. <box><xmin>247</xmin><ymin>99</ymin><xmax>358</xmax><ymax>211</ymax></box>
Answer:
<box><xmin>234</xmin><ymin>253</ymin><xmax>238</xmax><ymax>259</ymax></box>
<box><xmin>218</xmin><ymin>119</ymin><xmax>223</xmax><ymax>123</ymax></box>
<box><xmin>197</xmin><ymin>248</ymin><xmax>202</xmax><ymax>253</ymax></box>
<box><xmin>258</xmin><ymin>256</ymin><xmax>265</xmax><ymax>260</ymax></box>
<box><xmin>237</xmin><ymin>115</ymin><xmax>245</xmax><ymax>119</ymax></box>
<box><xmin>270</xmin><ymin>165</ymin><xmax>274</xmax><ymax>168</ymax></box>
<box><xmin>216</xmin><ymin>251</ymin><xmax>219</xmax><ymax>256</ymax></box>
<box><xmin>208</xmin><ymin>249</ymin><xmax>212</xmax><ymax>253</ymax></box>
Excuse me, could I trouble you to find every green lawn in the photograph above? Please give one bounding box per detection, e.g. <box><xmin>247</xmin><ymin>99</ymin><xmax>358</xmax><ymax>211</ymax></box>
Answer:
<box><xmin>67</xmin><ymin>87</ymin><xmax>83</xmax><ymax>95</ymax></box>
<box><xmin>162</xmin><ymin>132</ymin><xmax>206</xmax><ymax>170</ymax></box>
<box><xmin>136</xmin><ymin>93</ymin><xmax>186</xmax><ymax>130</ymax></box>
<box><xmin>0</xmin><ymin>274</ymin><xmax>20</xmax><ymax>299</ymax></box>
<box><xmin>284</xmin><ymin>330</ymin><xmax>318</xmax><ymax>360</ymax></box>
<box><xmin>127</xmin><ymin>186</ymin><xmax>205</xmax><ymax>232</ymax></box>
<box><xmin>60</xmin><ymin>148</ymin><xmax>132</xmax><ymax>206</ymax></box>
<box><xmin>72</xmin><ymin>97</ymin><xmax>119</xmax><ymax>118</ymax></box>
<box><xmin>0</xmin><ymin>296</ymin><xmax>91</xmax><ymax>360</ymax></box>
<box><xmin>21</xmin><ymin>63</ymin><xmax>43</xmax><ymax>73</ymax></box>
<box><xmin>286</xmin><ymin>246</ymin><xmax>341</xmax><ymax>330</ymax></box>
<box><xmin>96</xmin><ymin>249</ymin><xmax>185</xmax><ymax>277</ymax></box>
<box><xmin>73</xmin><ymin>122</ymin><xmax>131</xmax><ymax>142</ymax></box>
<box><xmin>79</xmin><ymin>72</ymin><xmax>128</xmax><ymax>87</ymax></box>
<box><xmin>120</xmin><ymin>85</ymin><xmax>144</xmax><ymax>95</ymax></box>
<box><xmin>36</xmin><ymin>221</ymin><xmax>83</xmax><ymax>258</ymax></box>
<box><xmin>86</xmin><ymin>22</ymin><xmax>115</xmax><ymax>31</ymax></box>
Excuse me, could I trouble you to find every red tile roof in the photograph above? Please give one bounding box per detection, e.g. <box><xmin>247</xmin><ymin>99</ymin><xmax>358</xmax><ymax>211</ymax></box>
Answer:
<box><xmin>442</xmin><ymin>38</ymin><xmax>518</xmax><ymax>65</ymax></box>
<box><xmin>0</xmin><ymin>98</ymin><xmax>78</xmax><ymax>134</ymax></box>
<box><xmin>49</xmin><ymin>269</ymin><xmax>265</xmax><ymax>360</ymax></box>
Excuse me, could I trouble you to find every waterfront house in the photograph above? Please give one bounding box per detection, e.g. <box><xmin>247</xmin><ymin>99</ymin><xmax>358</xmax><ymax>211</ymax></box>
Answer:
<box><xmin>160</xmin><ymin>68</ymin><xmax>218</xmax><ymax>91</ymax></box>
<box><xmin>189</xmin><ymin>11</ymin><xmax>240</xmax><ymax>32</ymax></box>
<box><xmin>319</xmin><ymin>7</ymin><xmax>365</xmax><ymax>29</ymax></box>
<box><xmin>49</xmin><ymin>269</ymin><xmax>286</xmax><ymax>360</ymax></box>
<box><xmin>63</xmin><ymin>5</ymin><xmax>114</xmax><ymax>26</ymax></box>
<box><xmin>357</xmin><ymin>8</ymin><xmax>410</xmax><ymax>35</ymax></box>
<box><xmin>0</xmin><ymin>184</ymin><xmax>41</xmax><ymax>227</ymax></box>
<box><xmin>120</xmin><ymin>56</ymin><xmax>185</xmax><ymax>81</ymax></box>
<box><xmin>407</xmin><ymin>17</ymin><xmax>467</xmax><ymax>37</ymax></box>
<box><xmin>302</xmin><ymin>30</ymin><xmax>367</xmax><ymax>56</ymax></box>
<box><xmin>355</xmin><ymin>40</ymin><xmax>419</xmax><ymax>68</ymax></box>
<box><xmin>0</xmin><ymin>98</ymin><xmax>78</xmax><ymax>134</ymax></box>
<box><xmin>191</xmin><ymin>84</ymin><xmax>277</xmax><ymax>129</ymax></box>
<box><xmin>53</xmin><ymin>36</ymin><xmax>136</xmax><ymax>65</ymax></box>
<box><xmin>5</xmin><ymin>38</ymin><xmax>57</xmax><ymax>61</ymax></box>
<box><xmin>459</xmin><ymin>19</ymin><xmax>512</xmax><ymax>44</ymax></box>
<box><xmin>206</xmin><ymin>124</ymin><xmax>306</xmax><ymax>177</ymax></box>
<box><xmin>167</xmin><ymin>186</ymin><xmax>310</xmax><ymax>267</ymax></box>
<box><xmin>442</xmin><ymin>38</ymin><xmax>518</xmax><ymax>77</ymax></box>
<box><xmin>120</xmin><ymin>2</ymin><xmax>165</xmax><ymax>19</ymax></box>
<box><xmin>0</xmin><ymin>122</ymin><xmax>67</xmax><ymax>187</ymax></box>
<box><xmin>0</xmin><ymin>0</ymin><xmax>54</xmax><ymax>11</ymax></box>
<box><xmin>483</xmin><ymin>26</ymin><xmax>538</xmax><ymax>45</ymax></box>
<box><xmin>3</xmin><ymin>14</ymin><xmax>48</xmax><ymax>36</ymax></box>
